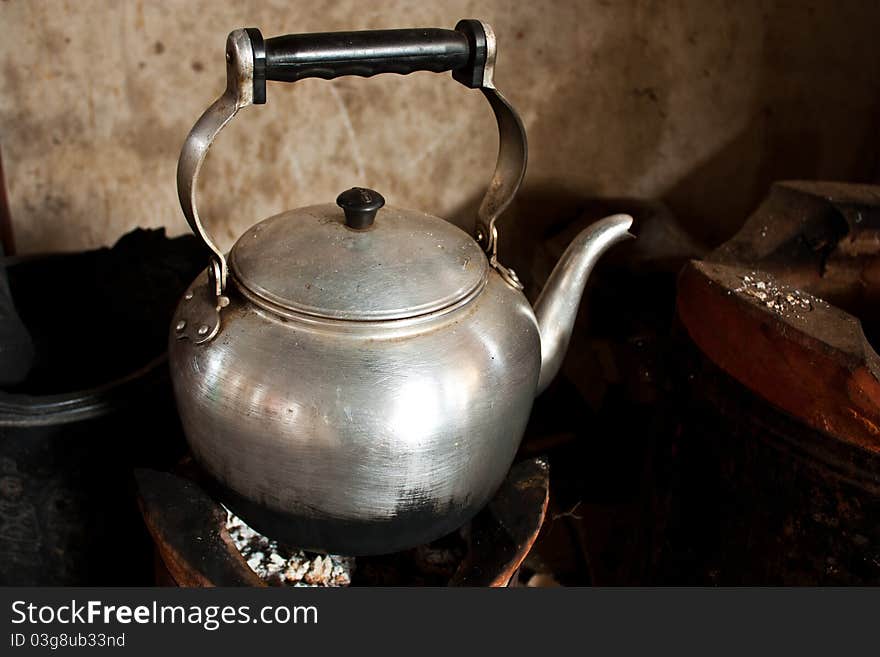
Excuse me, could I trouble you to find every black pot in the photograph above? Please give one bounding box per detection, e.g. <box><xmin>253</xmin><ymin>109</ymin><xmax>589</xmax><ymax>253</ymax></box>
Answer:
<box><xmin>0</xmin><ymin>229</ymin><xmax>203</xmax><ymax>585</ymax></box>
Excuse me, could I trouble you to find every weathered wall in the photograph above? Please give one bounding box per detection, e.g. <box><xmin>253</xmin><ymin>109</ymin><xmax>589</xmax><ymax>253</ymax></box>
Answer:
<box><xmin>1</xmin><ymin>0</ymin><xmax>878</xmax><ymax>256</ymax></box>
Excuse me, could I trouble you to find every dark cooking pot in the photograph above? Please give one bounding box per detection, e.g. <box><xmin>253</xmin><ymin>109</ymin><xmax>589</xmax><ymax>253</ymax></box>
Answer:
<box><xmin>0</xmin><ymin>229</ymin><xmax>203</xmax><ymax>584</ymax></box>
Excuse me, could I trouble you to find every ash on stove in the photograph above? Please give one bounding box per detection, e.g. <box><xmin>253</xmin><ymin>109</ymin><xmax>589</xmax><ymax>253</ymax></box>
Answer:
<box><xmin>732</xmin><ymin>272</ymin><xmax>827</xmax><ymax>319</ymax></box>
<box><xmin>224</xmin><ymin>507</ymin><xmax>469</xmax><ymax>586</ymax></box>
<box><xmin>225</xmin><ymin>509</ymin><xmax>354</xmax><ymax>587</ymax></box>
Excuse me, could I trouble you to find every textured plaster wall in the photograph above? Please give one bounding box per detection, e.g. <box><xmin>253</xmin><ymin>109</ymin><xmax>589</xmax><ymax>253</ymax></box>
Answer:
<box><xmin>1</xmin><ymin>0</ymin><xmax>879</xmax><ymax>256</ymax></box>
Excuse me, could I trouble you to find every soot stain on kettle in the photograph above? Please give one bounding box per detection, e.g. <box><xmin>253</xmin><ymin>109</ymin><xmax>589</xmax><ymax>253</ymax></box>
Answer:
<box><xmin>394</xmin><ymin>484</ymin><xmax>433</xmax><ymax>512</ymax></box>
<box><xmin>392</xmin><ymin>484</ymin><xmax>468</xmax><ymax>525</ymax></box>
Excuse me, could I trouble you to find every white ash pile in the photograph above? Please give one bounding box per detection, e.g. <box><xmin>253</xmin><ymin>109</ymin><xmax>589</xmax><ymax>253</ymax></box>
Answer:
<box><xmin>733</xmin><ymin>273</ymin><xmax>820</xmax><ymax>318</ymax></box>
<box><xmin>225</xmin><ymin>509</ymin><xmax>354</xmax><ymax>587</ymax></box>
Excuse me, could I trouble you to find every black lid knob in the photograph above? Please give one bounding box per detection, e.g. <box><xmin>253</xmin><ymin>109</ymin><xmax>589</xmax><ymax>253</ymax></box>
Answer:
<box><xmin>336</xmin><ymin>187</ymin><xmax>385</xmax><ymax>229</ymax></box>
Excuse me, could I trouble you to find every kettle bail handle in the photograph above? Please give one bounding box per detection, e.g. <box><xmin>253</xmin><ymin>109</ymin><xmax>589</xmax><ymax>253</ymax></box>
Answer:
<box><xmin>176</xmin><ymin>21</ymin><xmax>527</xmax><ymax>294</ymax></box>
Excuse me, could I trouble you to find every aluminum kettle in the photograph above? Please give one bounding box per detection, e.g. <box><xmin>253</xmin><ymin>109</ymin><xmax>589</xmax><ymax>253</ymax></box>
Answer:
<box><xmin>170</xmin><ymin>20</ymin><xmax>633</xmax><ymax>555</ymax></box>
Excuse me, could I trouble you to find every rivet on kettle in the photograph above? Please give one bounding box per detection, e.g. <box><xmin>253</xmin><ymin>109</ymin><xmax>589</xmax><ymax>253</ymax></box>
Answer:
<box><xmin>197</xmin><ymin>325</ymin><xmax>209</xmax><ymax>336</ymax></box>
<box><xmin>175</xmin><ymin>320</ymin><xmax>186</xmax><ymax>331</ymax></box>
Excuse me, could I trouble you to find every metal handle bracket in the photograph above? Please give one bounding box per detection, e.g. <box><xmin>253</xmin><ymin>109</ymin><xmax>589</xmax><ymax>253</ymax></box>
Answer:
<box><xmin>176</xmin><ymin>21</ymin><xmax>527</xmax><ymax>308</ymax></box>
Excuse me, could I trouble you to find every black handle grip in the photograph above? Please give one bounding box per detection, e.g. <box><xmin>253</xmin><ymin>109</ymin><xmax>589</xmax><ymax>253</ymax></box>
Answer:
<box><xmin>248</xmin><ymin>21</ymin><xmax>488</xmax><ymax>103</ymax></box>
<box><xmin>267</xmin><ymin>29</ymin><xmax>469</xmax><ymax>81</ymax></box>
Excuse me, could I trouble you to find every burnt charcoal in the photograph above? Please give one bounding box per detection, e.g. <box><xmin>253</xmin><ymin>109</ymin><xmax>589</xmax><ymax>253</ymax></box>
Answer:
<box><xmin>349</xmin><ymin>531</ymin><xmax>467</xmax><ymax>586</ymax></box>
<box><xmin>4</xmin><ymin>228</ymin><xmax>205</xmax><ymax>394</ymax></box>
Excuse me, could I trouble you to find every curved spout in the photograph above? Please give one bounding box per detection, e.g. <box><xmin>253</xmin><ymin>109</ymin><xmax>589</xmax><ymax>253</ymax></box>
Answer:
<box><xmin>534</xmin><ymin>214</ymin><xmax>634</xmax><ymax>395</ymax></box>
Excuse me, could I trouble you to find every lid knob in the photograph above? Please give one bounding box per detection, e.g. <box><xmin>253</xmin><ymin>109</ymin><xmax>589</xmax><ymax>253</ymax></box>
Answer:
<box><xmin>336</xmin><ymin>187</ymin><xmax>385</xmax><ymax>229</ymax></box>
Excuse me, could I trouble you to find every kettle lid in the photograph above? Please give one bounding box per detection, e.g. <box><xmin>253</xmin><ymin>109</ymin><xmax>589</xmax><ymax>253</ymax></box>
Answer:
<box><xmin>228</xmin><ymin>189</ymin><xmax>488</xmax><ymax>321</ymax></box>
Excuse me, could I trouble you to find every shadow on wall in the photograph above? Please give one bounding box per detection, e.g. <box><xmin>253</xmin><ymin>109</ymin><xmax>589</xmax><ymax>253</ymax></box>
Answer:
<box><xmin>444</xmin><ymin>1</ymin><xmax>676</xmax><ymax>279</ymax></box>
<box><xmin>447</xmin><ymin>2</ymin><xmax>880</xmax><ymax>262</ymax></box>
<box><xmin>448</xmin><ymin>186</ymin><xmax>598</xmax><ymax>295</ymax></box>
<box><xmin>664</xmin><ymin>2</ymin><xmax>880</xmax><ymax>248</ymax></box>
<box><xmin>1</xmin><ymin>2</ymin><xmax>879</xmax><ymax>254</ymax></box>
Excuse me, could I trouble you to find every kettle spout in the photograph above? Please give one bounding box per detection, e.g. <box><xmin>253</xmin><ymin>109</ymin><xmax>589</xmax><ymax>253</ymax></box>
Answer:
<box><xmin>534</xmin><ymin>214</ymin><xmax>634</xmax><ymax>395</ymax></box>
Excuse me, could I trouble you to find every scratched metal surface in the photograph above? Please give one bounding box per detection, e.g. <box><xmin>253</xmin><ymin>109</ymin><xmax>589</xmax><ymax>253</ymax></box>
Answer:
<box><xmin>169</xmin><ymin>269</ymin><xmax>540</xmax><ymax>552</ymax></box>
<box><xmin>229</xmin><ymin>203</ymin><xmax>488</xmax><ymax>320</ymax></box>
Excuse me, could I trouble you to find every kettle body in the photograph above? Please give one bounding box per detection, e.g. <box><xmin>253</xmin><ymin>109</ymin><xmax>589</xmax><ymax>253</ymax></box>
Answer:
<box><xmin>170</xmin><ymin>209</ymin><xmax>540</xmax><ymax>553</ymax></box>
<box><xmin>170</xmin><ymin>23</ymin><xmax>632</xmax><ymax>555</ymax></box>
